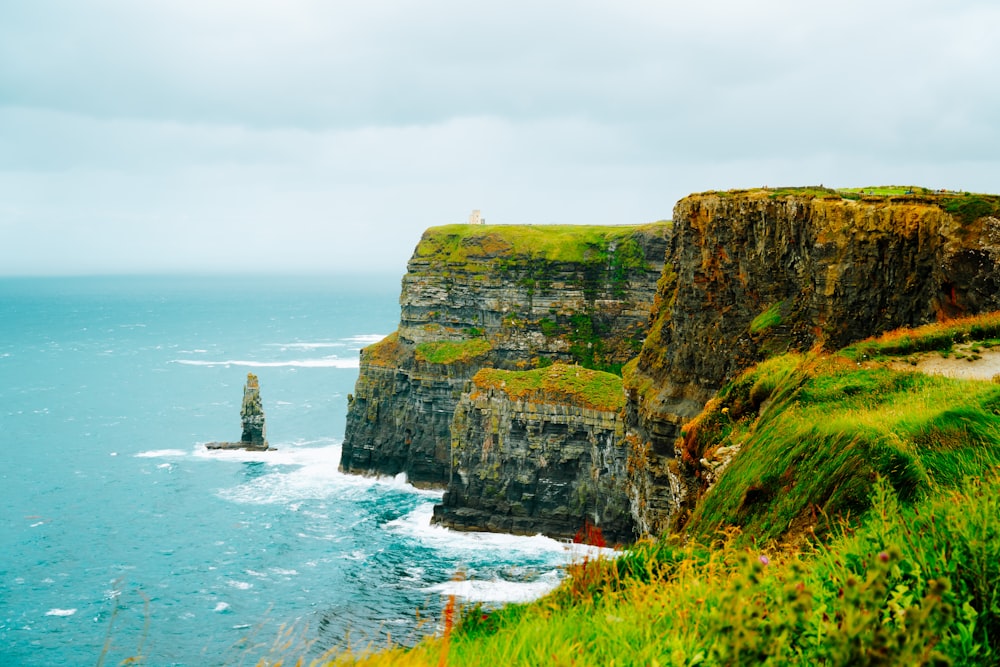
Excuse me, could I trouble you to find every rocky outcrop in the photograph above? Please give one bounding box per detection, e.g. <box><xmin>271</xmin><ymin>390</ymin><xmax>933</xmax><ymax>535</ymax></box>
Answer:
<box><xmin>340</xmin><ymin>223</ymin><xmax>670</xmax><ymax>487</ymax></box>
<box><xmin>207</xmin><ymin>373</ymin><xmax>272</xmax><ymax>451</ymax></box>
<box><xmin>626</xmin><ymin>189</ymin><xmax>1000</xmax><ymax>535</ymax></box>
<box><xmin>432</xmin><ymin>364</ymin><xmax>635</xmax><ymax>544</ymax></box>
<box><xmin>338</xmin><ymin>188</ymin><xmax>1000</xmax><ymax>542</ymax></box>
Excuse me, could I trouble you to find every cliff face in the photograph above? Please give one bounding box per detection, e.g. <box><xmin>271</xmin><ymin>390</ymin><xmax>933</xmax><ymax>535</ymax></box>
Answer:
<box><xmin>432</xmin><ymin>364</ymin><xmax>634</xmax><ymax>543</ymax></box>
<box><xmin>626</xmin><ymin>190</ymin><xmax>1000</xmax><ymax>535</ymax></box>
<box><xmin>340</xmin><ymin>223</ymin><xmax>670</xmax><ymax>488</ymax></box>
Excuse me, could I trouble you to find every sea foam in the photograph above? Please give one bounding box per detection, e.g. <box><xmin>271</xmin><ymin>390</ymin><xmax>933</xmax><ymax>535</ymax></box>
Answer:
<box><xmin>343</xmin><ymin>334</ymin><xmax>387</xmax><ymax>345</ymax></box>
<box><xmin>425</xmin><ymin>574</ymin><xmax>562</xmax><ymax>604</ymax></box>
<box><xmin>208</xmin><ymin>442</ymin><xmax>441</xmax><ymax>506</ymax></box>
<box><xmin>171</xmin><ymin>358</ymin><xmax>359</xmax><ymax>369</ymax></box>
<box><xmin>45</xmin><ymin>608</ymin><xmax>77</xmax><ymax>617</ymax></box>
<box><xmin>385</xmin><ymin>505</ymin><xmax>614</xmax><ymax>561</ymax></box>
<box><xmin>135</xmin><ymin>449</ymin><xmax>188</xmax><ymax>458</ymax></box>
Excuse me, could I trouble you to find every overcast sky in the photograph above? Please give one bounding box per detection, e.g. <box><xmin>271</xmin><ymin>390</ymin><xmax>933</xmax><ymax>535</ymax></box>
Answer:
<box><xmin>2</xmin><ymin>1</ymin><xmax>997</xmax><ymax>276</ymax></box>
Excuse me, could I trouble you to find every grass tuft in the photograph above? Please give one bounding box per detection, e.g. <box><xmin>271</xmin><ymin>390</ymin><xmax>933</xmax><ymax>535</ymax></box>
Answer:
<box><xmin>414</xmin><ymin>338</ymin><xmax>492</xmax><ymax>366</ymax></box>
<box><xmin>472</xmin><ymin>363</ymin><xmax>624</xmax><ymax>413</ymax></box>
<box><xmin>842</xmin><ymin>311</ymin><xmax>1000</xmax><ymax>360</ymax></box>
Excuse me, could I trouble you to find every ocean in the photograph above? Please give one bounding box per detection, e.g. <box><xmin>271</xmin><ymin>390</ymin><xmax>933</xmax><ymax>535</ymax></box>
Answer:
<box><xmin>0</xmin><ymin>276</ymin><xmax>596</xmax><ymax>666</ymax></box>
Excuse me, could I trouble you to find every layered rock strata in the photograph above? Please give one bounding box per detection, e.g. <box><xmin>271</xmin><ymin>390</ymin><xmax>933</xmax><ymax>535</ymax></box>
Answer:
<box><xmin>207</xmin><ymin>372</ymin><xmax>272</xmax><ymax>451</ymax></box>
<box><xmin>432</xmin><ymin>364</ymin><xmax>634</xmax><ymax>544</ymax></box>
<box><xmin>626</xmin><ymin>189</ymin><xmax>1000</xmax><ymax>535</ymax></box>
<box><xmin>340</xmin><ymin>223</ymin><xmax>670</xmax><ymax>488</ymax></box>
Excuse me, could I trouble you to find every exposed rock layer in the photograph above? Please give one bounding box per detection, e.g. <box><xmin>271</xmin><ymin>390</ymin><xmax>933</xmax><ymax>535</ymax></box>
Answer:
<box><xmin>340</xmin><ymin>223</ymin><xmax>670</xmax><ymax>488</ymax></box>
<box><xmin>206</xmin><ymin>372</ymin><xmax>272</xmax><ymax>451</ymax></box>
<box><xmin>626</xmin><ymin>190</ymin><xmax>1000</xmax><ymax>535</ymax></box>
<box><xmin>339</xmin><ymin>189</ymin><xmax>1000</xmax><ymax>541</ymax></box>
<box><xmin>433</xmin><ymin>364</ymin><xmax>634</xmax><ymax>543</ymax></box>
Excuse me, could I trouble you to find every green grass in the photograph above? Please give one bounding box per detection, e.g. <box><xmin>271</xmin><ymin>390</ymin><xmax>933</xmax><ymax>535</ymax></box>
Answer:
<box><xmin>765</xmin><ymin>185</ymin><xmax>842</xmax><ymax>199</ymax></box>
<box><xmin>326</xmin><ymin>474</ymin><xmax>1000</xmax><ymax>665</ymax></box>
<box><xmin>749</xmin><ymin>302</ymin><xmax>783</xmax><ymax>334</ymax></box>
<box><xmin>682</xmin><ymin>354</ymin><xmax>1000</xmax><ymax>545</ymax></box>
<box><xmin>411</xmin><ymin>223</ymin><xmax>667</xmax><ymax>270</ymax></box>
<box><xmin>472</xmin><ymin>363</ymin><xmax>625</xmax><ymax>412</ymax></box>
<box><xmin>360</xmin><ymin>331</ymin><xmax>402</xmax><ymax>366</ymax></box>
<box><xmin>283</xmin><ymin>317</ymin><xmax>1000</xmax><ymax>665</ymax></box>
<box><xmin>842</xmin><ymin>311</ymin><xmax>1000</xmax><ymax>360</ymax></box>
<box><xmin>414</xmin><ymin>338</ymin><xmax>492</xmax><ymax>365</ymax></box>
<box><xmin>939</xmin><ymin>193</ymin><xmax>1000</xmax><ymax>225</ymax></box>
<box><xmin>838</xmin><ymin>185</ymin><xmax>929</xmax><ymax>196</ymax></box>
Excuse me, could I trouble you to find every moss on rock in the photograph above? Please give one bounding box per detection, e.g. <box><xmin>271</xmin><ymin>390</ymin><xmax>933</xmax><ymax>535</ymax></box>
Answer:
<box><xmin>473</xmin><ymin>363</ymin><xmax>625</xmax><ymax>413</ymax></box>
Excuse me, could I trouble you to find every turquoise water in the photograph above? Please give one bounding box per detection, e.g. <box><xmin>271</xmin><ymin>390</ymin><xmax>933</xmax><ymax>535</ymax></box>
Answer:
<box><xmin>0</xmin><ymin>276</ymin><xmax>588</xmax><ymax>666</ymax></box>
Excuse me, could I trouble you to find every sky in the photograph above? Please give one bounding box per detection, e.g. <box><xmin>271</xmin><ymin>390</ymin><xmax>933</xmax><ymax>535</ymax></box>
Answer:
<box><xmin>1</xmin><ymin>1</ymin><xmax>998</xmax><ymax>276</ymax></box>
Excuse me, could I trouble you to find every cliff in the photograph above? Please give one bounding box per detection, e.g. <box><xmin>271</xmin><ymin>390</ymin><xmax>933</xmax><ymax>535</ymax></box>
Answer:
<box><xmin>626</xmin><ymin>188</ymin><xmax>1000</xmax><ymax>535</ymax></box>
<box><xmin>340</xmin><ymin>223</ymin><xmax>670</xmax><ymax>488</ymax></box>
<box><xmin>339</xmin><ymin>188</ymin><xmax>1000</xmax><ymax>542</ymax></box>
<box><xmin>432</xmin><ymin>364</ymin><xmax>635</xmax><ymax>544</ymax></box>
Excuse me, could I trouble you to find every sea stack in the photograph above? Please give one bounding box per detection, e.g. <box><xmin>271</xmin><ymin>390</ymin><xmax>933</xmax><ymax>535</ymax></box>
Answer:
<box><xmin>240</xmin><ymin>373</ymin><xmax>267</xmax><ymax>447</ymax></box>
<box><xmin>206</xmin><ymin>373</ymin><xmax>272</xmax><ymax>451</ymax></box>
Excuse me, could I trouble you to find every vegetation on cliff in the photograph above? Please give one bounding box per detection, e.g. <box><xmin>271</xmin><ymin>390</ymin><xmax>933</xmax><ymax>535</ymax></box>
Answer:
<box><xmin>411</xmin><ymin>223</ymin><xmax>664</xmax><ymax>270</ymax></box>
<box><xmin>680</xmin><ymin>352</ymin><xmax>1000</xmax><ymax>545</ymax></box>
<box><xmin>343</xmin><ymin>220</ymin><xmax>667</xmax><ymax>486</ymax></box>
<box><xmin>699</xmin><ymin>185</ymin><xmax>1000</xmax><ymax>227</ymax></box>
<box><xmin>333</xmin><ymin>473</ymin><xmax>999</xmax><ymax>665</ymax></box>
<box><xmin>337</xmin><ymin>190</ymin><xmax>1000</xmax><ymax>664</ymax></box>
<box><xmin>415</xmin><ymin>338</ymin><xmax>493</xmax><ymax>365</ymax></box>
<box><xmin>359</xmin><ymin>331</ymin><xmax>402</xmax><ymax>367</ymax></box>
<box><xmin>322</xmin><ymin>312</ymin><xmax>1000</xmax><ymax>666</ymax></box>
<box><xmin>472</xmin><ymin>363</ymin><xmax>624</xmax><ymax>413</ymax></box>
<box><xmin>841</xmin><ymin>310</ymin><xmax>1000</xmax><ymax>360</ymax></box>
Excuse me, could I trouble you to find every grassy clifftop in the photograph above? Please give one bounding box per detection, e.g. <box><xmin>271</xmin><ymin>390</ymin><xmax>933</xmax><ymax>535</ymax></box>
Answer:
<box><xmin>472</xmin><ymin>363</ymin><xmax>624</xmax><ymax>413</ymax></box>
<box><xmin>695</xmin><ymin>185</ymin><xmax>1000</xmax><ymax>226</ymax></box>
<box><xmin>410</xmin><ymin>222</ymin><xmax>668</xmax><ymax>271</ymax></box>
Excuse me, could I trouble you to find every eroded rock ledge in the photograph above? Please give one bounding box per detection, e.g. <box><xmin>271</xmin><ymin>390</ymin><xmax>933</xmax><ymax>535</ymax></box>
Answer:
<box><xmin>432</xmin><ymin>364</ymin><xmax>635</xmax><ymax>544</ymax></box>
<box><xmin>340</xmin><ymin>223</ymin><xmax>670</xmax><ymax>489</ymax></box>
<box><xmin>626</xmin><ymin>189</ymin><xmax>1000</xmax><ymax>535</ymax></box>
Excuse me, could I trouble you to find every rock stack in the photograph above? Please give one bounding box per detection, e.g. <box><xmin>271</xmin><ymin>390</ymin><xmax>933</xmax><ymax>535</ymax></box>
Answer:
<box><xmin>206</xmin><ymin>372</ymin><xmax>272</xmax><ymax>451</ymax></box>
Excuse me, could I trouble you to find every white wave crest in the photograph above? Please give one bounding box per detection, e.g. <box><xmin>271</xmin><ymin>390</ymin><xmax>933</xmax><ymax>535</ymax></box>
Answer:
<box><xmin>384</xmin><ymin>506</ymin><xmax>615</xmax><ymax>562</ymax></box>
<box><xmin>211</xmin><ymin>443</ymin><xmax>441</xmax><ymax>506</ymax></box>
<box><xmin>343</xmin><ymin>334</ymin><xmax>388</xmax><ymax>345</ymax></box>
<box><xmin>45</xmin><ymin>608</ymin><xmax>77</xmax><ymax>617</ymax></box>
<box><xmin>426</xmin><ymin>573</ymin><xmax>562</xmax><ymax>604</ymax></box>
<box><xmin>266</xmin><ymin>342</ymin><xmax>345</xmax><ymax>350</ymax></box>
<box><xmin>135</xmin><ymin>449</ymin><xmax>188</xmax><ymax>458</ymax></box>
<box><xmin>172</xmin><ymin>357</ymin><xmax>359</xmax><ymax>369</ymax></box>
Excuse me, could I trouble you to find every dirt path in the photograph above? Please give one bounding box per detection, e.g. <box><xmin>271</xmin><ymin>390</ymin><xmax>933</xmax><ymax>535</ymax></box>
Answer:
<box><xmin>888</xmin><ymin>346</ymin><xmax>1000</xmax><ymax>381</ymax></box>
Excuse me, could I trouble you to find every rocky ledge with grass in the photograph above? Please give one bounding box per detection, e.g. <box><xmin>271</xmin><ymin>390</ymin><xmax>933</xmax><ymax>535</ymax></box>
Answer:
<box><xmin>626</xmin><ymin>187</ymin><xmax>1000</xmax><ymax>535</ymax></box>
<box><xmin>339</xmin><ymin>222</ymin><xmax>670</xmax><ymax>488</ymax></box>
<box><xmin>432</xmin><ymin>363</ymin><xmax>635</xmax><ymax>543</ymax></box>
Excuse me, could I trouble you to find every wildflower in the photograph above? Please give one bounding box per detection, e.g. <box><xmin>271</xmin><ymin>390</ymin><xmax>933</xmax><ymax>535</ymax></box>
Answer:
<box><xmin>878</xmin><ymin>551</ymin><xmax>889</xmax><ymax>563</ymax></box>
<box><xmin>759</xmin><ymin>555</ymin><xmax>770</xmax><ymax>566</ymax></box>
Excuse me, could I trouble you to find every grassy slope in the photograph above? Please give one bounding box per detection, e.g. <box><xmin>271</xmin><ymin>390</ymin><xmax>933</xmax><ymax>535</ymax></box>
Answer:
<box><xmin>472</xmin><ymin>363</ymin><xmax>625</xmax><ymax>413</ymax></box>
<box><xmin>337</xmin><ymin>473</ymin><xmax>999</xmax><ymax>666</ymax></box>
<box><xmin>682</xmin><ymin>353</ymin><xmax>1000</xmax><ymax>545</ymax></box>
<box><xmin>324</xmin><ymin>312</ymin><xmax>1000</xmax><ymax>666</ymax></box>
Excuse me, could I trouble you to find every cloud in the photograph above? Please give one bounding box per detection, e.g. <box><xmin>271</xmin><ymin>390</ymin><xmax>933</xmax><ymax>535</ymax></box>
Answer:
<box><xmin>0</xmin><ymin>1</ymin><xmax>998</xmax><ymax>275</ymax></box>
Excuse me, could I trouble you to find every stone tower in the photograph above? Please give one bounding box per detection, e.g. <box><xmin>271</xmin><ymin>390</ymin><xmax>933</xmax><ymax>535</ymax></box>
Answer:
<box><xmin>240</xmin><ymin>373</ymin><xmax>267</xmax><ymax>447</ymax></box>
